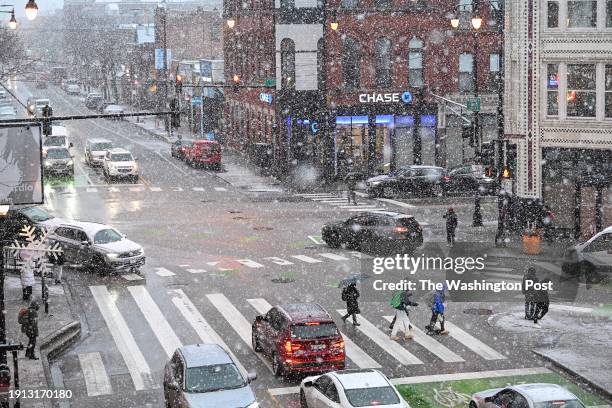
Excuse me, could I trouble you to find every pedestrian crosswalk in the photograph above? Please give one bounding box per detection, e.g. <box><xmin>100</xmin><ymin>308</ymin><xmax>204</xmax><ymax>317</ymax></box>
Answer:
<box><xmin>77</xmin><ymin>284</ymin><xmax>509</xmax><ymax>398</ymax></box>
<box><xmin>295</xmin><ymin>193</ymin><xmax>388</xmax><ymax>212</ymax></box>
<box><xmin>44</xmin><ymin>185</ymin><xmax>231</xmax><ymax>195</ymax></box>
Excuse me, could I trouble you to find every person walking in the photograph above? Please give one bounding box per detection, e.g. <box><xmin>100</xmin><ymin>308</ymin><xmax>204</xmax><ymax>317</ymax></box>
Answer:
<box><xmin>345</xmin><ymin>172</ymin><xmax>358</xmax><ymax>205</ymax></box>
<box><xmin>20</xmin><ymin>258</ymin><xmax>35</xmax><ymax>302</ymax></box>
<box><xmin>522</xmin><ymin>267</ymin><xmax>537</xmax><ymax>320</ymax></box>
<box><xmin>341</xmin><ymin>282</ymin><xmax>361</xmax><ymax>326</ymax></box>
<box><xmin>390</xmin><ymin>291</ymin><xmax>418</xmax><ymax>341</ymax></box>
<box><xmin>443</xmin><ymin>208</ymin><xmax>458</xmax><ymax>247</ymax></box>
<box><xmin>533</xmin><ymin>278</ymin><xmax>551</xmax><ymax>326</ymax></box>
<box><xmin>22</xmin><ymin>301</ymin><xmax>40</xmax><ymax>360</ymax></box>
<box><xmin>425</xmin><ymin>287</ymin><xmax>449</xmax><ymax>335</ymax></box>
<box><xmin>52</xmin><ymin>249</ymin><xmax>65</xmax><ymax>285</ymax></box>
<box><xmin>542</xmin><ymin>205</ymin><xmax>555</xmax><ymax>243</ymax></box>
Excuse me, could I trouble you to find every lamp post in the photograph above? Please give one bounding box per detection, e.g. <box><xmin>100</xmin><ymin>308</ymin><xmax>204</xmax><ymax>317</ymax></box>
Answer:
<box><xmin>24</xmin><ymin>0</ymin><xmax>37</xmax><ymax>20</ymax></box>
<box><xmin>0</xmin><ymin>6</ymin><xmax>16</xmax><ymax>30</ymax></box>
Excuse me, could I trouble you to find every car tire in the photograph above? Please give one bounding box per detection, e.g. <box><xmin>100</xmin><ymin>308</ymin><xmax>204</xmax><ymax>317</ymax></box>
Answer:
<box><xmin>272</xmin><ymin>352</ymin><xmax>283</xmax><ymax>377</ymax></box>
<box><xmin>324</xmin><ymin>233</ymin><xmax>341</xmax><ymax>248</ymax></box>
<box><xmin>252</xmin><ymin>331</ymin><xmax>262</xmax><ymax>352</ymax></box>
<box><xmin>469</xmin><ymin>402</ymin><xmax>478</xmax><ymax>408</ymax></box>
<box><xmin>431</xmin><ymin>184</ymin><xmax>443</xmax><ymax>197</ymax></box>
<box><xmin>382</xmin><ymin>186</ymin><xmax>395</xmax><ymax>198</ymax></box>
<box><xmin>300</xmin><ymin>390</ymin><xmax>309</xmax><ymax>408</ymax></box>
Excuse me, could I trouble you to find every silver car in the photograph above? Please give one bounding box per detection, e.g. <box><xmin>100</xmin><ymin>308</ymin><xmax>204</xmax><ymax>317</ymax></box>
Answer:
<box><xmin>43</xmin><ymin>147</ymin><xmax>74</xmax><ymax>176</ymax></box>
<box><xmin>85</xmin><ymin>138</ymin><xmax>113</xmax><ymax>166</ymax></box>
<box><xmin>163</xmin><ymin>344</ymin><xmax>258</xmax><ymax>408</ymax></box>
<box><xmin>470</xmin><ymin>383</ymin><xmax>587</xmax><ymax>408</ymax></box>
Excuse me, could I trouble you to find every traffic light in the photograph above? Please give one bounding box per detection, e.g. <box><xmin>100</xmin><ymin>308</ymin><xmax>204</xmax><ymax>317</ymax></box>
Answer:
<box><xmin>170</xmin><ymin>98</ymin><xmax>180</xmax><ymax>128</ymax></box>
<box><xmin>481</xmin><ymin>142</ymin><xmax>495</xmax><ymax>166</ymax></box>
<box><xmin>175</xmin><ymin>74</ymin><xmax>183</xmax><ymax>94</ymax></box>
<box><xmin>42</xmin><ymin>104</ymin><xmax>53</xmax><ymax>136</ymax></box>
<box><xmin>462</xmin><ymin>126</ymin><xmax>474</xmax><ymax>147</ymax></box>
<box><xmin>232</xmin><ymin>74</ymin><xmax>240</xmax><ymax>92</ymax></box>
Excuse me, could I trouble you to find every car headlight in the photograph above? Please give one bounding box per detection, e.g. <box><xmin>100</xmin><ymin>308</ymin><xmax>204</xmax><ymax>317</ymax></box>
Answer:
<box><xmin>44</xmin><ymin>160</ymin><xmax>52</xmax><ymax>167</ymax></box>
<box><xmin>246</xmin><ymin>402</ymin><xmax>259</xmax><ymax>408</ymax></box>
<box><xmin>105</xmin><ymin>253</ymin><xmax>119</xmax><ymax>260</ymax></box>
<box><xmin>67</xmin><ymin>160</ymin><xmax>74</xmax><ymax>166</ymax></box>
<box><xmin>369</xmin><ymin>181</ymin><xmax>381</xmax><ymax>186</ymax></box>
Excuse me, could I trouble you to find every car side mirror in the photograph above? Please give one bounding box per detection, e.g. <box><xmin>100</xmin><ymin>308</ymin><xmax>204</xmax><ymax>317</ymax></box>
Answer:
<box><xmin>246</xmin><ymin>372</ymin><xmax>257</xmax><ymax>383</ymax></box>
<box><xmin>303</xmin><ymin>381</ymin><xmax>313</xmax><ymax>388</ymax></box>
<box><xmin>81</xmin><ymin>240</ymin><xmax>90</xmax><ymax>247</ymax></box>
<box><xmin>167</xmin><ymin>381</ymin><xmax>179</xmax><ymax>391</ymax></box>
<box><xmin>255</xmin><ymin>315</ymin><xmax>265</xmax><ymax>322</ymax></box>
<box><xmin>69</xmin><ymin>142</ymin><xmax>74</xmax><ymax>148</ymax></box>
<box><xmin>484</xmin><ymin>396</ymin><xmax>493</xmax><ymax>403</ymax></box>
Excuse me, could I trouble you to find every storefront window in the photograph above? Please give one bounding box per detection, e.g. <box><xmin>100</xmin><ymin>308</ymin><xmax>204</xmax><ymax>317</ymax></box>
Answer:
<box><xmin>458</xmin><ymin>0</ymin><xmax>473</xmax><ymax>12</ymax></box>
<box><xmin>342</xmin><ymin>37</ymin><xmax>361</xmax><ymax>90</ymax></box>
<box><xmin>375</xmin><ymin>0</ymin><xmax>391</xmax><ymax>9</ymax></box>
<box><xmin>375</xmin><ymin>115</ymin><xmax>393</xmax><ymax>171</ymax></box>
<box><xmin>335</xmin><ymin>116</ymin><xmax>369</xmax><ymax>174</ymax></box>
<box><xmin>375</xmin><ymin>37</ymin><xmax>392</xmax><ymax>88</ymax></box>
<box><xmin>459</xmin><ymin>53</ymin><xmax>474</xmax><ymax>92</ymax></box>
<box><xmin>408</xmin><ymin>38</ymin><xmax>424</xmax><ymax>87</ymax></box>
<box><xmin>395</xmin><ymin>116</ymin><xmax>415</xmax><ymax>167</ymax></box>
<box><xmin>607</xmin><ymin>0</ymin><xmax>612</xmax><ymax>27</ymax></box>
<box><xmin>566</xmin><ymin>64</ymin><xmax>596</xmax><ymax>117</ymax></box>
<box><xmin>280</xmin><ymin>38</ymin><xmax>295</xmax><ymax>90</ymax></box>
<box><xmin>606</xmin><ymin>65</ymin><xmax>612</xmax><ymax>118</ymax></box>
<box><xmin>547</xmin><ymin>64</ymin><xmax>559</xmax><ymax>116</ymax></box>
<box><xmin>341</xmin><ymin>0</ymin><xmax>358</xmax><ymax>8</ymax></box>
<box><xmin>567</xmin><ymin>0</ymin><xmax>597</xmax><ymax>28</ymax></box>
<box><xmin>547</xmin><ymin>1</ymin><xmax>559</xmax><ymax>27</ymax></box>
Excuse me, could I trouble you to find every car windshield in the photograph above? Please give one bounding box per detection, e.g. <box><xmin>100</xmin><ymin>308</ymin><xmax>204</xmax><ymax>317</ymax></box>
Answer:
<box><xmin>344</xmin><ymin>386</ymin><xmax>400</xmax><ymax>407</ymax></box>
<box><xmin>184</xmin><ymin>363</ymin><xmax>245</xmax><ymax>393</ymax></box>
<box><xmin>290</xmin><ymin>323</ymin><xmax>338</xmax><ymax>339</ymax></box>
<box><xmin>111</xmin><ymin>153</ymin><xmax>133</xmax><ymax>162</ymax></box>
<box><xmin>36</xmin><ymin>100</ymin><xmax>50</xmax><ymax>107</ymax></box>
<box><xmin>44</xmin><ymin>136</ymin><xmax>66</xmax><ymax>147</ymax></box>
<box><xmin>92</xmin><ymin>143</ymin><xmax>112</xmax><ymax>151</ymax></box>
<box><xmin>534</xmin><ymin>400</ymin><xmax>586</xmax><ymax>408</ymax></box>
<box><xmin>94</xmin><ymin>229</ymin><xmax>123</xmax><ymax>244</ymax></box>
<box><xmin>20</xmin><ymin>207</ymin><xmax>53</xmax><ymax>222</ymax></box>
<box><xmin>46</xmin><ymin>149</ymin><xmax>70</xmax><ymax>159</ymax></box>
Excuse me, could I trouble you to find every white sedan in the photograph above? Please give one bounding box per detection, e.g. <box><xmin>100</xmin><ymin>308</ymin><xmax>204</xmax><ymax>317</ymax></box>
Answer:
<box><xmin>470</xmin><ymin>383</ymin><xmax>587</xmax><ymax>408</ymax></box>
<box><xmin>103</xmin><ymin>104</ymin><xmax>124</xmax><ymax>118</ymax></box>
<box><xmin>300</xmin><ymin>369</ymin><xmax>409</xmax><ymax>408</ymax></box>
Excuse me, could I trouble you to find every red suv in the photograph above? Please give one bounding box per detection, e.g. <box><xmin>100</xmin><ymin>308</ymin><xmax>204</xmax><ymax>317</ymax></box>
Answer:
<box><xmin>251</xmin><ymin>303</ymin><xmax>345</xmax><ymax>377</ymax></box>
<box><xmin>184</xmin><ymin>140</ymin><xmax>221</xmax><ymax>170</ymax></box>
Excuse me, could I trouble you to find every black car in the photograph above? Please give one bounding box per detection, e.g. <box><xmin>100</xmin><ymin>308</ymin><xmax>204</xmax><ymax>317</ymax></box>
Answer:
<box><xmin>365</xmin><ymin>165</ymin><xmax>445</xmax><ymax>198</ymax></box>
<box><xmin>0</xmin><ymin>206</ymin><xmax>64</xmax><ymax>244</ymax></box>
<box><xmin>321</xmin><ymin>211</ymin><xmax>423</xmax><ymax>254</ymax></box>
<box><xmin>441</xmin><ymin>165</ymin><xmax>497</xmax><ymax>195</ymax></box>
<box><xmin>170</xmin><ymin>139</ymin><xmax>193</xmax><ymax>160</ymax></box>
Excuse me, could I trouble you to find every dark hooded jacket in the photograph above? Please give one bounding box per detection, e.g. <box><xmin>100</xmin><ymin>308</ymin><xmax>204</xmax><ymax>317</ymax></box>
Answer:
<box><xmin>342</xmin><ymin>283</ymin><xmax>360</xmax><ymax>315</ymax></box>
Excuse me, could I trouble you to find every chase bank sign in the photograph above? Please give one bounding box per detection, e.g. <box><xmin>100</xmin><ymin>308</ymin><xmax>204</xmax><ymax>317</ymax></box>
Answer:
<box><xmin>359</xmin><ymin>91</ymin><xmax>413</xmax><ymax>104</ymax></box>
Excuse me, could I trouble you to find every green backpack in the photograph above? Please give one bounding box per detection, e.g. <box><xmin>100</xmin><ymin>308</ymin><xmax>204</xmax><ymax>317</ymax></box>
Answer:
<box><xmin>389</xmin><ymin>292</ymin><xmax>402</xmax><ymax>308</ymax></box>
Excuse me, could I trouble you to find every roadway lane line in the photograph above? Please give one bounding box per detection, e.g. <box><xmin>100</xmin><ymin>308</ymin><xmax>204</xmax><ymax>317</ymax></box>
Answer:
<box><xmin>291</xmin><ymin>255</ymin><xmax>323</xmax><ymax>263</ymax></box>
<box><xmin>127</xmin><ymin>286</ymin><xmax>182</xmax><ymax>358</ymax></box>
<box><xmin>337</xmin><ymin>205</ymin><xmax>380</xmax><ymax>209</ymax></box>
<box><xmin>75</xmin><ymin>161</ymin><xmax>94</xmax><ymax>186</ymax></box>
<box><xmin>443</xmin><ymin>321</ymin><xmax>507</xmax><ymax>360</ymax></box>
<box><xmin>263</xmin><ymin>257</ymin><xmax>294</xmax><ymax>266</ymax></box>
<box><xmin>236</xmin><ymin>259</ymin><xmax>265</xmax><ymax>268</ymax></box>
<box><xmin>318</xmin><ymin>253</ymin><xmax>349</xmax><ymax>261</ymax></box>
<box><xmin>108</xmin><ymin>187</ymin><xmax>120</xmax><ymax>192</ymax></box>
<box><xmin>186</xmin><ymin>268</ymin><xmax>207</xmax><ymax>274</ymax></box>
<box><xmin>122</xmin><ymin>273</ymin><xmax>144</xmax><ymax>281</ymax></box>
<box><xmin>169</xmin><ymin>289</ymin><xmax>247</xmax><ymax>374</ymax></box>
<box><xmin>248</xmin><ymin>299</ymin><xmax>381</xmax><ymax>369</ymax></box>
<box><xmin>307</xmin><ymin>235</ymin><xmax>325</xmax><ymax>245</ymax></box>
<box><xmin>206</xmin><ymin>293</ymin><xmax>274</xmax><ymax>373</ymax></box>
<box><xmin>78</xmin><ymin>352</ymin><xmax>113</xmax><ymax>397</ymax></box>
<box><xmin>129</xmin><ymin>186</ymin><xmax>144</xmax><ymax>192</ymax></box>
<box><xmin>375</xmin><ymin>198</ymin><xmax>415</xmax><ymax>208</ymax></box>
<box><xmin>89</xmin><ymin>286</ymin><xmax>153</xmax><ymax>391</ymax></box>
<box><xmin>192</xmin><ymin>187</ymin><xmax>205</xmax><ymax>191</ymax></box>
<box><xmin>149</xmin><ymin>187</ymin><xmax>162</xmax><ymax>192</ymax></box>
<box><xmin>336</xmin><ymin>310</ymin><xmax>422</xmax><ymax>366</ymax></box>
<box><xmin>347</xmin><ymin>208</ymin><xmax>387</xmax><ymax>212</ymax></box>
<box><xmin>86</xmin><ymin>188</ymin><xmax>98</xmax><ymax>193</ymax></box>
<box><xmin>382</xmin><ymin>316</ymin><xmax>464</xmax><ymax>363</ymax></box>
<box><xmin>214</xmin><ymin>187</ymin><xmax>227</xmax><ymax>191</ymax></box>
<box><xmin>155</xmin><ymin>267</ymin><xmax>175</xmax><ymax>277</ymax></box>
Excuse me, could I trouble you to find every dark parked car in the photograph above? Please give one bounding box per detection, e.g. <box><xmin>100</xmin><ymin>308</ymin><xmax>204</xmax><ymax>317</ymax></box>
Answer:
<box><xmin>171</xmin><ymin>139</ymin><xmax>194</xmax><ymax>160</ymax></box>
<box><xmin>441</xmin><ymin>164</ymin><xmax>497</xmax><ymax>195</ymax></box>
<box><xmin>321</xmin><ymin>210</ymin><xmax>423</xmax><ymax>254</ymax></box>
<box><xmin>251</xmin><ymin>303</ymin><xmax>345</xmax><ymax>377</ymax></box>
<box><xmin>0</xmin><ymin>207</ymin><xmax>65</xmax><ymax>244</ymax></box>
<box><xmin>365</xmin><ymin>165</ymin><xmax>445</xmax><ymax>197</ymax></box>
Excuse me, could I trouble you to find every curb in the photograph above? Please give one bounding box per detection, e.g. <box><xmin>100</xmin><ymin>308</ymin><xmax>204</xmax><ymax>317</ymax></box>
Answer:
<box><xmin>40</xmin><ymin>321</ymin><xmax>81</xmax><ymax>360</ymax></box>
<box><xmin>532</xmin><ymin>349</ymin><xmax>612</xmax><ymax>402</ymax></box>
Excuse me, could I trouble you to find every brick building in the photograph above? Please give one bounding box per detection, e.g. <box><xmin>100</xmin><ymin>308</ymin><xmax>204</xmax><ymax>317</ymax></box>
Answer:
<box><xmin>224</xmin><ymin>0</ymin><xmax>503</xmax><ymax>179</ymax></box>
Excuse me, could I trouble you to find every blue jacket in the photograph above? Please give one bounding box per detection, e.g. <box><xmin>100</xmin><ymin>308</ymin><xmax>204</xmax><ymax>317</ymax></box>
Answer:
<box><xmin>432</xmin><ymin>291</ymin><xmax>445</xmax><ymax>314</ymax></box>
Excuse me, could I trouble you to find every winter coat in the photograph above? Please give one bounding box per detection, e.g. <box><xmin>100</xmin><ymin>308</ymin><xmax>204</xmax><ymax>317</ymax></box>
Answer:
<box><xmin>522</xmin><ymin>270</ymin><xmax>537</xmax><ymax>301</ymax></box>
<box><xmin>23</xmin><ymin>307</ymin><xmax>38</xmax><ymax>337</ymax></box>
<box><xmin>432</xmin><ymin>290</ymin><xmax>445</xmax><ymax>314</ymax></box>
<box><xmin>443</xmin><ymin>212</ymin><xmax>458</xmax><ymax>231</ymax></box>
<box><xmin>395</xmin><ymin>291</ymin><xmax>418</xmax><ymax>312</ymax></box>
<box><xmin>20</xmin><ymin>262</ymin><xmax>35</xmax><ymax>288</ymax></box>
<box><xmin>342</xmin><ymin>284</ymin><xmax>360</xmax><ymax>315</ymax></box>
<box><xmin>533</xmin><ymin>285</ymin><xmax>550</xmax><ymax>305</ymax></box>
<box><xmin>49</xmin><ymin>250</ymin><xmax>65</xmax><ymax>266</ymax></box>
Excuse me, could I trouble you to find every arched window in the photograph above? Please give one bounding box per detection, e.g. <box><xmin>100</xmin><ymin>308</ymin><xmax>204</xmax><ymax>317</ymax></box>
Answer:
<box><xmin>342</xmin><ymin>37</ymin><xmax>360</xmax><ymax>90</ymax></box>
<box><xmin>280</xmin><ymin>38</ymin><xmax>295</xmax><ymax>90</ymax></box>
<box><xmin>408</xmin><ymin>37</ymin><xmax>424</xmax><ymax>87</ymax></box>
<box><xmin>375</xmin><ymin>37</ymin><xmax>392</xmax><ymax>88</ymax></box>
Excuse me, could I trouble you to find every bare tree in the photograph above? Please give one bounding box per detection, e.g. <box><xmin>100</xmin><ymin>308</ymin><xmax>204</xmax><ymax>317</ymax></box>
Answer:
<box><xmin>0</xmin><ymin>27</ymin><xmax>31</xmax><ymax>81</ymax></box>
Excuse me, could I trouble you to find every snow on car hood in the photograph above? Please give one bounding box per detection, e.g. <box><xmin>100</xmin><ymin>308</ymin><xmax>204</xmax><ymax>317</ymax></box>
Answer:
<box><xmin>367</xmin><ymin>173</ymin><xmax>395</xmax><ymax>183</ymax></box>
<box><xmin>472</xmin><ymin>387</ymin><xmax>503</xmax><ymax>400</ymax></box>
<box><xmin>94</xmin><ymin>239</ymin><xmax>142</xmax><ymax>254</ymax></box>
<box><xmin>182</xmin><ymin>385</ymin><xmax>255</xmax><ymax>408</ymax></box>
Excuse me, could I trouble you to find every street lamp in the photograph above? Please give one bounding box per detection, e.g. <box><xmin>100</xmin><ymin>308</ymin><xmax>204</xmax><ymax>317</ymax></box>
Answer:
<box><xmin>226</xmin><ymin>18</ymin><xmax>235</xmax><ymax>28</ymax></box>
<box><xmin>24</xmin><ymin>0</ymin><xmax>37</xmax><ymax>20</ymax></box>
<box><xmin>8</xmin><ymin>9</ymin><xmax>16</xmax><ymax>29</ymax></box>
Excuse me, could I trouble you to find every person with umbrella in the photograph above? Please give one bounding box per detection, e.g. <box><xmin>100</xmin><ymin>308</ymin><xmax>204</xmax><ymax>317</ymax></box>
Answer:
<box><xmin>340</xmin><ymin>280</ymin><xmax>361</xmax><ymax>326</ymax></box>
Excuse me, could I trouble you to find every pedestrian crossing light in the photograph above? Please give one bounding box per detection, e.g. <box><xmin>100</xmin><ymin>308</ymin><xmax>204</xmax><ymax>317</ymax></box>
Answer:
<box><xmin>502</xmin><ymin>166</ymin><xmax>511</xmax><ymax>179</ymax></box>
<box><xmin>170</xmin><ymin>98</ymin><xmax>180</xmax><ymax>128</ymax></box>
<box><xmin>175</xmin><ymin>74</ymin><xmax>183</xmax><ymax>94</ymax></box>
<box><xmin>42</xmin><ymin>104</ymin><xmax>53</xmax><ymax>136</ymax></box>
<box><xmin>232</xmin><ymin>75</ymin><xmax>240</xmax><ymax>92</ymax></box>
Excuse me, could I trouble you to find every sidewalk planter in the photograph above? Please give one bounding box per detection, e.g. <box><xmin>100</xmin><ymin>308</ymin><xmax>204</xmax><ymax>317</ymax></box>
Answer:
<box><xmin>522</xmin><ymin>228</ymin><xmax>542</xmax><ymax>255</ymax></box>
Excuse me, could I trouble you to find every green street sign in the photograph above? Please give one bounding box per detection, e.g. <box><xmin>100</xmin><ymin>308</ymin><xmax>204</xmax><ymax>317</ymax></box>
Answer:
<box><xmin>467</xmin><ymin>97</ymin><xmax>481</xmax><ymax>112</ymax></box>
<box><xmin>264</xmin><ymin>78</ymin><xmax>276</xmax><ymax>88</ymax></box>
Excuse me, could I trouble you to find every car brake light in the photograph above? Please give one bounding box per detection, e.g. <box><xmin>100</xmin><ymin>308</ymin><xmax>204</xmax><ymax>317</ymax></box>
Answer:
<box><xmin>442</xmin><ymin>176</ymin><xmax>450</xmax><ymax>181</ymax></box>
<box><xmin>332</xmin><ymin>339</ymin><xmax>344</xmax><ymax>350</ymax></box>
<box><xmin>395</xmin><ymin>226</ymin><xmax>409</xmax><ymax>233</ymax></box>
<box><xmin>284</xmin><ymin>341</ymin><xmax>302</xmax><ymax>354</ymax></box>
<box><xmin>305</xmin><ymin>322</ymin><xmax>319</xmax><ymax>326</ymax></box>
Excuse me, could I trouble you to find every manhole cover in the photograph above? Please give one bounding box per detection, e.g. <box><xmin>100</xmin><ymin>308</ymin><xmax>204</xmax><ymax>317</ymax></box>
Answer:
<box><xmin>463</xmin><ymin>308</ymin><xmax>493</xmax><ymax>315</ymax></box>
<box><xmin>227</xmin><ymin>210</ymin><xmax>242</xmax><ymax>214</ymax></box>
<box><xmin>271</xmin><ymin>277</ymin><xmax>295</xmax><ymax>283</ymax></box>
<box><xmin>253</xmin><ymin>226</ymin><xmax>273</xmax><ymax>231</ymax></box>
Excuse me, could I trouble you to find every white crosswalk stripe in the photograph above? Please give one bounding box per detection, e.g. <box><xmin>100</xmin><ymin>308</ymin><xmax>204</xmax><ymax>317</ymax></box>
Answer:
<box><xmin>206</xmin><ymin>293</ymin><xmax>274</xmax><ymax>373</ymax></box>
<box><xmin>173</xmin><ymin>187</ymin><xmax>184</xmax><ymax>191</ymax></box>
<box><xmin>318</xmin><ymin>253</ymin><xmax>349</xmax><ymax>261</ymax></box>
<box><xmin>236</xmin><ymin>259</ymin><xmax>264</xmax><ymax>268</ymax></box>
<box><xmin>291</xmin><ymin>255</ymin><xmax>323</xmax><ymax>263</ymax></box>
<box><xmin>337</xmin><ymin>310</ymin><xmax>423</xmax><ymax>365</ymax></box>
<box><xmin>90</xmin><ymin>286</ymin><xmax>153</xmax><ymax>391</ymax></box>
<box><xmin>108</xmin><ymin>187</ymin><xmax>120</xmax><ymax>192</ymax></box>
<box><xmin>127</xmin><ymin>286</ymin><xmax>182</xmax><ymax>358</ymax></box>
<box><xmin>444</xmin><ymin>322</ymin><xmax>506</xmax><ymax>360</ymax></box>
<box><xmin>155</xmin><ymin>267</ymin><xmax>175</xmax><ymax>277</ymax></box>
<box><xmin>78</xmin><ymin>352</ymin><xmax>113</xmax><ymax>397</ymax></box>
<box><xmin>347</xmin><ymin>207</ymin><xmax>387</xmax><ymax>212</ymax></box>
<box><xmin>169</xmin><ymin>289</ymin><xmax>247</xmax><ymax>374</ymax></box>
<box><xmin>129</xmin><ymin>186</ymin><xmax>144</xmax><ymax>192</ymax></box>
<box><xmin>214</xmin><ymin>187</ymin><xmax>227</xmax><ymax>191</ymax></box>
<box><xmin>249</xmin><ymin>299</ymin><xmax>380</xmax><ymax>369</ymax></box>
<box><xmin>149</xmin><ymin>187</ymin><xmax>162</xmax><ymax>192</ymax></box>
<box><xmin>534</xmin><ymin>261</ymin><xmax>564</xmax><ymax>276</ymax></box>
<box><xmin>192</xmin><ymin>187</ymin><xmax>205</xmax><ymax>191</ymax></box>
<box><xmin>122</xmin><ymin>273</ymin><xmax>144</xmax><ymax>281</ymax></box>
<box><xmin>186</xmin><ymin>268</ymin><xmax>206</xmax><ymax>274</ymax></box>
<box><xmin>86</xmin><ymin>187</ymin><xmax>98</xmax><ymax>193</ymax></box>
<box><xmin>263</xmin><ymin>257</ymin><xmax>294</xmax><ymax>266</ymax></box>
<box><xmin>382</xmin><ymin>316</ymin><xmax>464</xmax><ymax>363</ymax></box>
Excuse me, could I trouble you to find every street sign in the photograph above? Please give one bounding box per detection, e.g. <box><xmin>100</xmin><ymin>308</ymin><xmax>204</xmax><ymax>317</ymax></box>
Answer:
<box><xmin>155</xmin><ymin>48</ymin><xmax>172</xmax><ymax>70</ymax></box>
<box><xmin>264</xmin><ymin>78</ymin><xmax>276</xmax><ymax>88</ymax></box>
<box><xmin>467</xmin><ymin>97</ymin><xmax>481</xmax><ymax>112</ymax></box>
<box><xmin>200</xmin><ymin>60</ymin><xmax>212</xmax><ymax>80</ymax></box>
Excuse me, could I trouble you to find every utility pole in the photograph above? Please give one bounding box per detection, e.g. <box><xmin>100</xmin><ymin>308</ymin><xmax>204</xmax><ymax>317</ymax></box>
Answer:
<box><xmin>471</xmin><ymin>0</ymin><xmax>483</xmax><ymax>227</ymax></box>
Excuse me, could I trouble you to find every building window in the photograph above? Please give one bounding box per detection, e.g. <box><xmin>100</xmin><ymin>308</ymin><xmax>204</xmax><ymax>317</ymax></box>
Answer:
<box><xmin>567</xmin><ymin>0</ymin><xmax>597</xmax><ymax>28</ymax></box>
<box><xmin>459</xmin><ymin>53</ymin><xmax>474</xmax><ymax>92</ymax></box>
<box><xmin>408</xmin><ymin>38</ymin><xmax>424</xmax><ymax>87</ymax></box>
<box><xmin>342</xmin><ymin>37</ymin><xmax>360</xmax><ymax>90</ymax></box>
<box><xmin>317</xmin><ymin>38</ymin><xmax>324</xmax><ymax>91</ymax></box>
<box><xmin>546</xmin><ymin>64</ymin><xmax>559</xmax><ymax>116</ymax></box>
<box><xmin>375</xmin><ymin>0</ymin><xmax>391</xmax><ymax>9</ymax></box>
<box><xmin>566</xmin><ymin>64</ymin><xmax>596</xmax><ymax>117</ymax></box>
<box><xmin>607</xmin><ymin>0</ymin><xmax>612</xmax><ymax>27</ymax></box>
<box><xmin>489</xmin><ymin>53</ymin><xmax>500</xmax><ymax>91</ymax></box>
<box><xmin>606</xmin><ymin>65</ymin><xmax>612</xmax><ymax>117</ymax></box>
<box><xmin>375</xmin><ymin>37</ymin><xmax>392</xmax><ymax>88</ymax></box>
<box><xmin>280</xmin><ymin>38</ymin><xmax>295</xmax><ymax>90</ymax></box>
<box><xmin>280</xmin><ymin>0</ymin><xmax>294</xmax><ymax>8</ymax></box>
<box><xmin>341</xmin><ymin>0</ymin><xmax>358</xmax><ymax>8</ymax></box>
<box><xmin>458</xmin><ymin>0</ymin><xmax>473</xmax><ymax>11</ymax></box>
<box><xmin>547</xmin><ymin>1</ymin><xmax>559</xmax><ymax>28</ymax></box>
